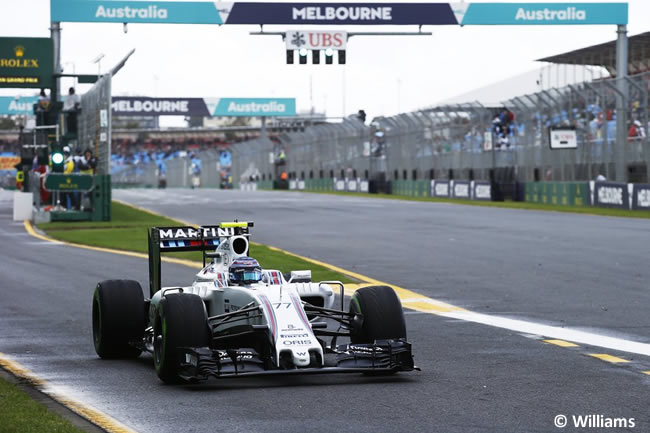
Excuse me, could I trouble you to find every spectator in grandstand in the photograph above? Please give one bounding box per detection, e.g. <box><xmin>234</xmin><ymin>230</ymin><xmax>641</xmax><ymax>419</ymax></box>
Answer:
<box><xmin>628</xmin><ymin>120</ymin><xmax>646</xmax><ymax>140</ymax></box>
<box><xmin>63</xmin><ymin>87</ymin><xmax>81</xmax><ymax>134</ymax></box>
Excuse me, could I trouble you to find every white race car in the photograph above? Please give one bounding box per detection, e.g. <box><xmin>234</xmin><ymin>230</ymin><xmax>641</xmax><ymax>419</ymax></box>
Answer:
<box><xmin>91</xmin><ymin>222</ymin><xmax>417</xmax><ymax>383</ymax></box>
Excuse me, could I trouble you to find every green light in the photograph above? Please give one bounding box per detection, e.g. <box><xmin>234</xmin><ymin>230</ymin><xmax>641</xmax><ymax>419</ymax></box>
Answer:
<box><xmin>52</xmin><ymin>152</ymin><xmax>64</xmax><ymax>165</ymax></box>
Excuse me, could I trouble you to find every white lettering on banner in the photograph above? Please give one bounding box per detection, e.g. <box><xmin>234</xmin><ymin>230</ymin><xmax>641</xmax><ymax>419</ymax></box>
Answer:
<box><xmin>636</xmin><ymin>190</ymin><xmax>650</xmax><ymax>208</ymax></box>
<box><xmin>112</xmin><ymin>99</ymin><xmax>190</xmax><ymax>113</ymax></box>
<box><xmin>454</xmin><ymin>184</ymin><xmax>469</xmax><ymax>198</ymax></box>
<box><xmin>7</xmin><ymin>100</ymin><xmax>31</xmax><ymax>112</ymax></box>
<box><xmin>434</xmin><ymin>183</ymin><xmax>449</xmax><ymax>196</ymax></box>
<box><xmin>515</xmin><ymin>7</ymin><xmax>586</xmax><ymax>21</ymax></box>
<box><xmin>226</xmin><ymin>101</ymin><xmax>286</xmax><ymax>114</ymax></box>
<box><xmin>292</xmin><ymin>6</ymin><xmax>392</xmax><ymax>21</ymax></box>
<box><xmin>475</xmin><ymin>184</ymin><xmax>491</xmax><ymax>199</ymax></box>
<box><xmin>95</xmin><ymin>5</ymin><xmax>168</xmax><ymax>20</ymax></box>
<box><xmin>598</xmin><ymin>186</ymin><xmax>623</xmax><ymax>205</ymax></box>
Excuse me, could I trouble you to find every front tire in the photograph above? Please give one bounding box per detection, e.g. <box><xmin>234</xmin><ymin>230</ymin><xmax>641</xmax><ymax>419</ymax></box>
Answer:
<box><xmin>92</xmin><ymin>279</ymin><xmax>145</xmax><ymax>358</ymax></box>
<box><xmin>153</xmin><ymin>293</ymin><xmax>211</xmax><ymax>384</ymax></box>
<box><xmin>349</xmin><ymin>285</ymin><xmax>407</xmax><ymax>344</ymax></box>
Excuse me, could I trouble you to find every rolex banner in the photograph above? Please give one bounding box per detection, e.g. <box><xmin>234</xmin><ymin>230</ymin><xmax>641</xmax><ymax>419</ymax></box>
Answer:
<box><xmin>0</xmin><ymin>37</ymin><xmax>53</xmax><ymax>88</ymax></box>
<box><xmin>111</xmin><ymin>97</ymin><xmax>296</xmax><ymax>117</ymax></box>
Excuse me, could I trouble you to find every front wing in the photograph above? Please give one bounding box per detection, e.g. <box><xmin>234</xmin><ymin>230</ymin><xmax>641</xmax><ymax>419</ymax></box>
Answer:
<box><xmin>176</xmin><ymin>339</ymin><xmax>418</xmax><ymax>381</ymax></box>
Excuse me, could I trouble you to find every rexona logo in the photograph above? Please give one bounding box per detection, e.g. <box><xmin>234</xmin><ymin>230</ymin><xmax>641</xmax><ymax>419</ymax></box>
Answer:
<box><xmin>227</xmin><ymin>101</ymin><xmax>286</xmax><ymax>114</ymax></box>
<box><xmin>515</xmin><ymin>7</ymin><xmax>586</xmax><ymax>21</ymax></box>
<box><xmin>95</xmin><ymin>4</ymin><xmax>168</xmax><ymax>19</ymax></box>
<box><xmin>292</xmin><ymin>6</ymin><xmax>392</xmax><ymax>21</ymax></box>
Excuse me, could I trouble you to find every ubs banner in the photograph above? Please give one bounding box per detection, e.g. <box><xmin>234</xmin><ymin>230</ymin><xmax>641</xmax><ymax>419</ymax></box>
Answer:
<box><xmin>0</xmin><ymin>37</ymin><xmax>53</xmax><ymax>88</ymax></box>
<box><xmin>111</xmin><ymin>97</ymin><xmax>296</xmax><ymax>117</ymax></box>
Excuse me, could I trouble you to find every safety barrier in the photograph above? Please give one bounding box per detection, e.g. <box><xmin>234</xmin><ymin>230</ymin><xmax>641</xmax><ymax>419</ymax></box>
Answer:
<box><xmin>525</xmin><ymin>182</ymin><xmax>590</xmax><ymax>207</ymax></box>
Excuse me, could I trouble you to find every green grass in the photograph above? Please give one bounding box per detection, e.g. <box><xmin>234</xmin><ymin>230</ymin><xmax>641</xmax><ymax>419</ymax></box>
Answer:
<box><xmin>0</xmin><ymin>376</ymin><xmax>87</xmax><ymax>433</ymax></box>
<box><xmin>298</xmin><ymin>190</ymin><xmax>650</xmax><ymax>219</ymax></box>
<box><xmin>38</xmin><ymin>202</ymin><xmax>354</xmax><ymax>283</ymax></box>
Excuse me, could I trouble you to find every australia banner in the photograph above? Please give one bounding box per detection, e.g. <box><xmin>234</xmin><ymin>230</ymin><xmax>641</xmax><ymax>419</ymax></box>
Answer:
<box><xmin>51</xmin><ymin>1</ymin><xmax>628</xmax><ymax>26</ymax></box>
<box><xmin>111</xmin><ymin>97</ymin><xmax>296</xmax><ymax>117</ymax></box>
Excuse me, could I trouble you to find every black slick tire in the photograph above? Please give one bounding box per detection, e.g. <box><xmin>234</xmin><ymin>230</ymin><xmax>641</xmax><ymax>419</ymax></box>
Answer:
<box><xmin>153</xmin><ymin>293</ymin><xmax>211</xmax><ymax>384</ymax></box>
<box><xmin>349</xmin><ymin>285</ymin><xmax>407</xmax><ymax>344</ymax></box>
<box><xmin>92</xmin><ymin>279</ymin><xmax>145</xmax><ymax>358</ymax></box>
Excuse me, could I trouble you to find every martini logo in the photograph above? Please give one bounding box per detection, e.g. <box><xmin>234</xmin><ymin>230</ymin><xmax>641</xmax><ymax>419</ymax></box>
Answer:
<box><xmin>95</xmin><ymin>4</ymin><xmax>168</xmax><ymax>19</ymax></box>
<box><xmin>515</xmin><ymin>7</ymin><xmax>586</xmax><ymax>21</ymax></box>
<box><xmin>227</xmin><ymin>101</ymin><xmax>286</xmax><ymax>114</ymax></box>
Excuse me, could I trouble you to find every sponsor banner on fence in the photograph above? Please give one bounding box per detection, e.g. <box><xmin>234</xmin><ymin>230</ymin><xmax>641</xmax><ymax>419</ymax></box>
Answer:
<box><xmin>347</xmin><ymin>178</ymin><xmax>358</xmax><ymax>192</ymax></box>
<box><xmin>0</xmin><ymin>156</ymin><xmax>20</xmax><ymax>170</ymax></box>
<box><xmin>0</xmin><ymin>96</ymin><xmax>38</xmax><ymax>115</ymax></box>
<box><xmin>334</xmin><ymin>178</ymin><xmax>345</xmax><ymax>191</ymax></box>
<box><xmin>592</xmin><ymin>181</ymin><xmax>629</xmax><ymax>209</ymax></box>
<box><xmin>631</xmin><ymin>184</ymin><xmax>650</xmax><ymax>210</ymax></box>
<box><xmin>472</xmin><ymin>181</ymin><xmax>492</xmax><ymax>200</ymax></box>
<box><xmin>452</xmin><ymin>180</ymin><xmax>470</xmax><ymax>199</ymax></box>
<box><xmin>432</xmin><ymin>180</ymin><xmax>450</xmax><ymax>198</ymax></box>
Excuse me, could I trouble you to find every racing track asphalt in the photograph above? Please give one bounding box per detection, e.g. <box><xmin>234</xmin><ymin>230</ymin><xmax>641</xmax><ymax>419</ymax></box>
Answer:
<box><xmin>0</xmin><ymin>188</ymin><xmax>648</xmax><ymax>433</ymax></box>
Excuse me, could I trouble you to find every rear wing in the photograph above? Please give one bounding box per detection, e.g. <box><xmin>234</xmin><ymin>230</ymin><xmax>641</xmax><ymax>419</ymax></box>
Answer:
<box><xmin>148</xmin><ymin>222</ymin><xmax>253</xmax><ymax>297</ymax></box>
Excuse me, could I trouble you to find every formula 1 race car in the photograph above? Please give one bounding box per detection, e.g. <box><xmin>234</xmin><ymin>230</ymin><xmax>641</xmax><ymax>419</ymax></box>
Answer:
<box><xmin>91</xmin><ymin>222</ymin><xmax>417</xmax><ymax>383</ymax></box>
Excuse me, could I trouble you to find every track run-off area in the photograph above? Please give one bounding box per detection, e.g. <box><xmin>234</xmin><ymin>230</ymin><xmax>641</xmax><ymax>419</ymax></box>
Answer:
<box><xmin>1</xmin><ymin>188</ymin><xmax>649</xmax><ymax>433</ymax></box>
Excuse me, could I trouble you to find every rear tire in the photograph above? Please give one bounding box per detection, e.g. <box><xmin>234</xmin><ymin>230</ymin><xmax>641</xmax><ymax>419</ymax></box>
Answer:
<box><xmin>153</xmin><ymin>293</ymin><xmax>211</xmax><ymax>384</ymax></box>
<box><xmin>349</xmin><ymin>285</ymin><xmax>406</xmax><ymax>344</ymax></box>
<box><xmin>92</xmin><ymin>279</ymin><xmax>145</xmax><ymax>358</ymax></box>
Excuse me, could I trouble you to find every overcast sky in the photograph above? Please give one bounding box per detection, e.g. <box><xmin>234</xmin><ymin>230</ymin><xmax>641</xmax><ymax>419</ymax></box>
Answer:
<box><xmin>1</xmin><ymin>0</ymin><xmax>648</xmax><ymax>125</ymax></box>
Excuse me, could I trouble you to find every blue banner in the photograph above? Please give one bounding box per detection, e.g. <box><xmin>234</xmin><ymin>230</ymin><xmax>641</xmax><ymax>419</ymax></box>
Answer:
<box><xmin>209</xmin><ymin>98</ymin><xmax>296</xmax><ymax>117</ymax></box>
<box><xmin>51</xmin><ymin>0</ymin><xmax>224</xmax><ymax>24</ymax></box>
<box><xmin>458</xmin><ymin>3</ymin><xmax>628</xmax><ymax>25</ymax></box>
<box><xmin>0</xmin><ymin>96</ymin><xmax>38</xmax><ymax>115</ymax></box>
<box><xmin>50</xmin><ymin>1</ymin><xmax>628</xmax><ymax>25</ymax></box>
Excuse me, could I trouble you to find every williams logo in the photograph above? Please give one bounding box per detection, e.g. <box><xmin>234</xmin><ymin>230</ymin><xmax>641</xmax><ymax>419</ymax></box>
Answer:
<box><xmin>0</xmin><ymin>45</ymin><xmax>38</xmax><ymax>68</ymax></box>
<box><xmin>515</xmin><ymin>7</ymin><xmax>586</xmax><ymax>21</ymax></box>
<box><xmin>95</xmin><ymin>5</ymin><xmax>168</xmax><ymax>19</ymax></box>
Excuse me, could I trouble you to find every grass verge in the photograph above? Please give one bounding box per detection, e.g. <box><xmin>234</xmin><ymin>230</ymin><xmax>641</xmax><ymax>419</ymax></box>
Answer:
<box><xmin>0</xmin><ymin>376</ymin><xmax>87</xmax><ymax>433</ymax></box>
<box><xmin>37</xmin><ymin>201</ymin><xmax>354</xmax><ymax>283</ymax></box>
<box><xmin>296</xmin><ymin>189</ymin><xmax>650</xmax><ymax>219</ymax></box>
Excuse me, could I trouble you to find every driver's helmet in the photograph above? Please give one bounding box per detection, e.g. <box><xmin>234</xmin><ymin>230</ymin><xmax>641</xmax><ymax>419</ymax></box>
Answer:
<box><xmin>229</xmin><ymin>256</ymin><xmax>262</xmax><ymax>285</ymax></box>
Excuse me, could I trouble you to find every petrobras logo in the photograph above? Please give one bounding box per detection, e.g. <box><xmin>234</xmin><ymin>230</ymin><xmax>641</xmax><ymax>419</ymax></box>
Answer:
<box><xmin>95</xmin><ymin>4</ymin><xmax>168</xmax><ymax>20</ymax></box>
<box><xmin>292</xmin><ymin>6</ymin><xmax>392</xmax><ymax>22</ymax></box>
<box><xmin>227</xmin><ymin>101</ymin><xmax>286</xmax><ymax>114</ymax></box>
<box><xmin>514</xmin><ymin>7</ymin><xmax>586</xmax><ymax>22</ymax></box>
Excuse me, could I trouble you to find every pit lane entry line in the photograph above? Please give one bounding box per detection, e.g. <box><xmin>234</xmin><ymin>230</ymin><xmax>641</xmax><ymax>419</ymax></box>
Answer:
<box><xmin>25</xmin><ymin>206</ymin><xmax>650</xmax><ymax>360</ymax></box>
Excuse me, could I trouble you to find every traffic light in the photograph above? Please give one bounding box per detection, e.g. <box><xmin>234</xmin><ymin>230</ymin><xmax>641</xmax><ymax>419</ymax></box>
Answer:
<box><xmin>50</xmin><ymin>144</ymin><xmax>64</xmax><ymax>173</ymax></box>
<box><xmin>298</xmin><ymin>48</ymin><xmax>308</xmax><ymax>65</ymax></box>
<box><xmin>312</xmin><ymin>50</ymin><xmax>320</xmax><ymax>65</ymax></box>
<box><xmin>286</xmin><ymin>50</ymin><xmax>294</xmax><ymax>65</ymax></box>
<box><xmin>338</xmin><ymin>50</ymin><xmax>346</xmax><ymax>65</ymax></box>
<box><xmin>325</xmin><ymin>48</ymin><xmax>334</xmax><ymax>64</ymax></box>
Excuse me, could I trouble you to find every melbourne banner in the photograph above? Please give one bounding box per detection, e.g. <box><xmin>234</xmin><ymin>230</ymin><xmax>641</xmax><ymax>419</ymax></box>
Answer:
<box><xmin>111</xmin><ymin>97</ymin><xmax>296</xmax><ymax>117</ymax></box>
<box><xmin>50</xmin><ymin>1</ymin><xmax>628</xmax><ymax>25</ymax></box>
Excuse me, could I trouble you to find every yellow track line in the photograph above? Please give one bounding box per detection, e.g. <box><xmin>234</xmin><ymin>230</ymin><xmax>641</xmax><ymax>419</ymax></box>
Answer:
<box><xmin>544</xmin><ymin>339</ymin><xmax>579</xmax><ymax>348</ymax></box>
<box><xmin>0</xmin><ymin>353</ymin><xmax>137</xmax><ymax>433</ymax></box>
<box><xmin>589</xmin><ymin>354</ymin><xmax>630</xmax><ymax>364</ymax></box>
